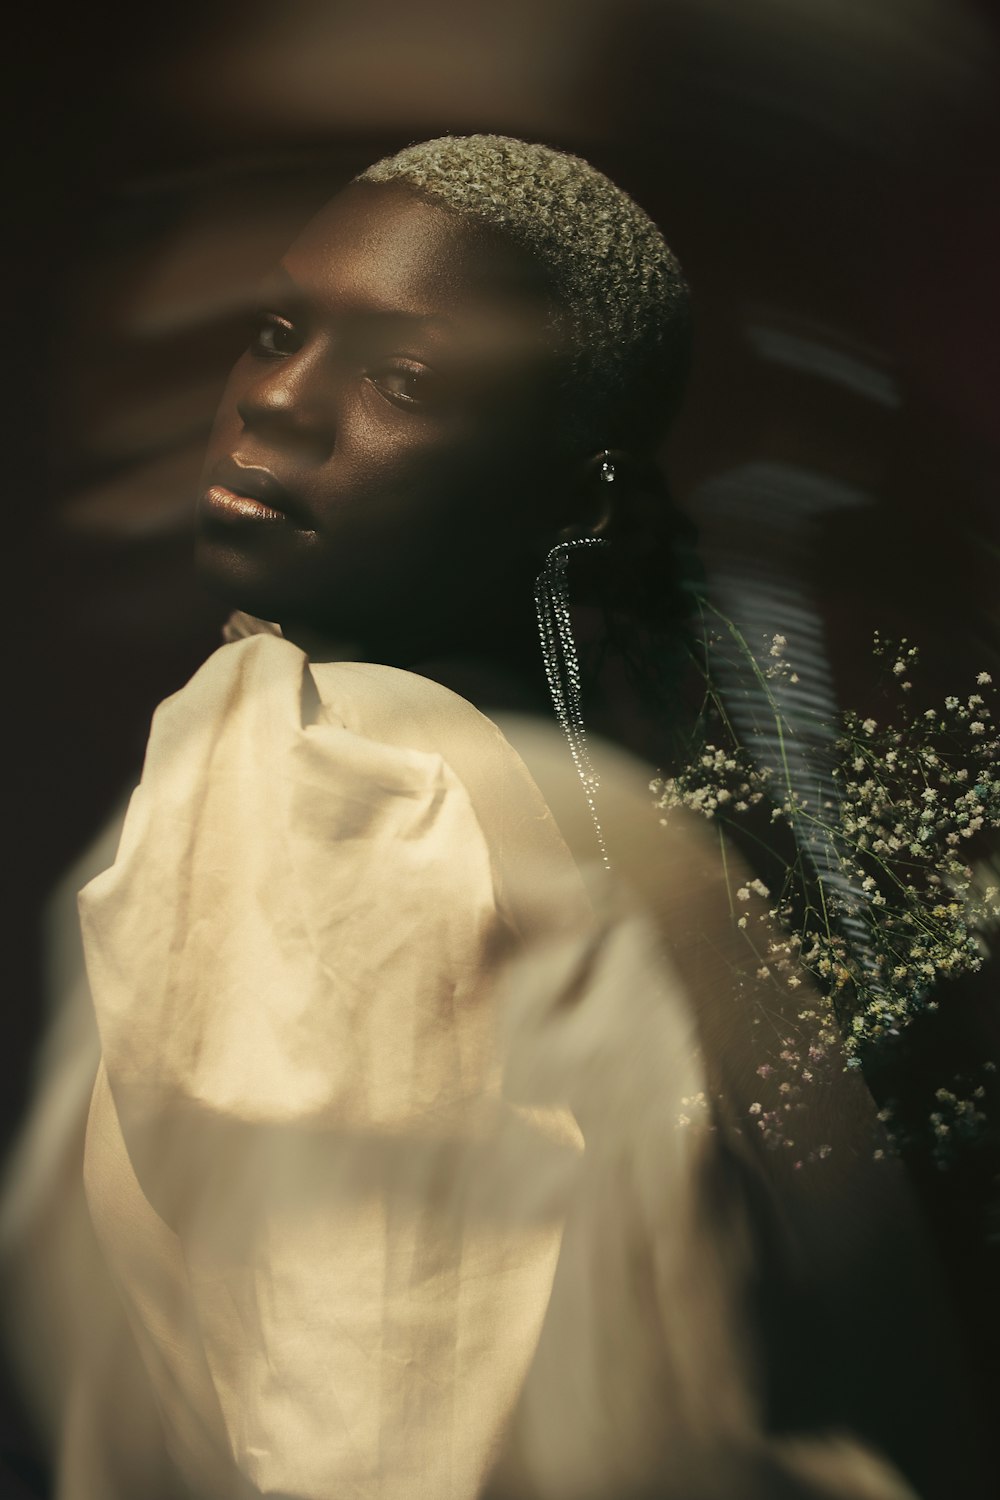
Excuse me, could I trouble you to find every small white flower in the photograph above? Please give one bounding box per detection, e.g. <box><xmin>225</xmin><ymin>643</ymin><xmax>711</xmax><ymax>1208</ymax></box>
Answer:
<box><xmin>971</xmin><ymin>721</ymin><xmax>985</xmax><ymax>735</ymax></box>
<box><xmin>862</xmin><ymin>718</ymin><xmax>877</xmax><ymax>735</ymax></box>
<box><xmin>736</xmin><ymin>886</ymin><xmax>751</xmax><ymax>902</ymax></box>
<box><xmin>977</xmin><ymin>672</ymin><xmax>992</xmax><ymax>686</ymax></box>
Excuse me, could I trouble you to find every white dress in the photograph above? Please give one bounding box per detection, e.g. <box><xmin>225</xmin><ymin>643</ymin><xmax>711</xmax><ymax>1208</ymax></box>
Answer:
<box><xmin>0</xmin><ymin>627</ymin><xmax>930</xmax><ymax>1500</ymax></box>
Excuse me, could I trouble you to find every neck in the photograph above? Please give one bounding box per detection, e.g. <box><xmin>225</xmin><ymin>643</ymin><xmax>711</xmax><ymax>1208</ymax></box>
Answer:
<box><xmin>280</xmin><ymin>596</ymin><xmax>553</xmax><ymax>719</ymax></box>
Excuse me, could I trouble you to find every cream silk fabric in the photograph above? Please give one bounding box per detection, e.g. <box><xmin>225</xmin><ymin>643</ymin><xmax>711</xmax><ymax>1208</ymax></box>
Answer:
<box><xmin>1</xmin><ymin>629</ymin><xmax>920</xmax><ymax>1500</ymax></box>
<box><xmin>77</xmin><ymin>634</ymin><xmax>595</xmax><ymax>1500</ymax></box>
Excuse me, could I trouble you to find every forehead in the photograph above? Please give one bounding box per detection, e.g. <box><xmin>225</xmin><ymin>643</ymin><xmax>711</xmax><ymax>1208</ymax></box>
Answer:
<box><xmin>277</xmin><ymin>181</ymin><xmax>557</xmax><ymax>349</ymax></box>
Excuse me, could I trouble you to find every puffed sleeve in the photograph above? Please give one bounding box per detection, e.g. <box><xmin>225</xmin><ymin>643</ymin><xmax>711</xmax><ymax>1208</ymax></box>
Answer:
<box><xmin>31</xmin><ymin>632</ymin><xmax>940</xmax><ymax>1500</ymax></box>
<box><xmin>77</xmin><ymin>633</ymin><xmax>585</xmax><ymax>1500</ymax></box>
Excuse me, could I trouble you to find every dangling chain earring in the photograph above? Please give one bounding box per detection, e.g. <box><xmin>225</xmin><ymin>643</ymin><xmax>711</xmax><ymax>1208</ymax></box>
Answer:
<box><xmin>534</xmin><ymin>524</ymin><xmax>612</xmax><ymax>871</ymax></box>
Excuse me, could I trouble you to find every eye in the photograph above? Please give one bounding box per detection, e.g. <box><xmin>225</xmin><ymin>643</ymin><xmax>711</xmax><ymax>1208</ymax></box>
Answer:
<box><xmin>248</xmin><ymin>312</ymin><xmax>301</xmax><ymax>358</ymax></box>
<box><xmin>366</xmin><ymin>361</ymin><xmax>438</xmax><ymax>409</ymax></box>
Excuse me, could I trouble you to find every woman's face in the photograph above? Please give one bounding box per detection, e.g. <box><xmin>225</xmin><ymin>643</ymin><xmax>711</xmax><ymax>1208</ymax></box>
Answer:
<box><xmin>196</xmin><ymin>180</ymin><xmax>578</xmax><ymax>655</ymax></box>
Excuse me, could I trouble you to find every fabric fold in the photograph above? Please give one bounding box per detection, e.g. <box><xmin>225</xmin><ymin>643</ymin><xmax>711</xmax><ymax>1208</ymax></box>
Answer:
<box><xmin>77</xmin><ymin>633</ymin><xmax>590</xmax><ymax>1500</ymax></box>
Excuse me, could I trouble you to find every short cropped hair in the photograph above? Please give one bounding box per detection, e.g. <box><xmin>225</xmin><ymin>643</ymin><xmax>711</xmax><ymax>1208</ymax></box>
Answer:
<box><xmin>356</xmin><ymin>134</ymin><xmax>692</xmax><ymax>451</ymax></box>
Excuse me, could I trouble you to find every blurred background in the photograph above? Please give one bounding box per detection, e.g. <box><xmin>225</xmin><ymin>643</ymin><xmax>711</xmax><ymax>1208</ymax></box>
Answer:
<box><xmin>5</xmin><ymin>0</ymin><xmax>1000</xmax><ymax>1490</ymax></box>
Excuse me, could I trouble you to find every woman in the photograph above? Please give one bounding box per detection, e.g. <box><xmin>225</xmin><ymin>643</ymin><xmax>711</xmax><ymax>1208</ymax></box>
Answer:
<box><xmin>0</xmin><ymin>136</ymin><xmax>978</xmax><ymax>1500</ymax></box>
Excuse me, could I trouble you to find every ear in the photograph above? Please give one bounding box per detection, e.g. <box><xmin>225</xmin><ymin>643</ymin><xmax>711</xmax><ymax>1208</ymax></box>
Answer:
<box><xmin>554</xmin><ymin>448</ymin><xmax>622</xmax><ymax>544</ymax></box>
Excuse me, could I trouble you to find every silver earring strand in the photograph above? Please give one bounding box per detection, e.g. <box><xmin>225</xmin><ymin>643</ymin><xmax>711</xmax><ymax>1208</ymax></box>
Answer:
<box><xmin>599</xmin><ymin>449</ymin><xmax>616</xmax><ymax>484</ymax></box>
<box><xmin>534</xmin><ymin>537</ymin><xmax>611</xmax><ymax>871</ymax></box>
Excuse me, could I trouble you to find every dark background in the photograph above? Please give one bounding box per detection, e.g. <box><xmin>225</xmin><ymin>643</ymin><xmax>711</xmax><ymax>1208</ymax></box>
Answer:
<box><xmin>5</xmin><ymin>1</ymin><xmax>1000</xmax><ymax>1492</ymax></box>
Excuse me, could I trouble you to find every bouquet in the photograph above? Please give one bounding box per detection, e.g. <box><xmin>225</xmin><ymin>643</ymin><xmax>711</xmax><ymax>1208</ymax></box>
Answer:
<box><xmin>652</xmin><ymin>612</ymin><xmax>1000</xmax><ymax>1167</ymax></box>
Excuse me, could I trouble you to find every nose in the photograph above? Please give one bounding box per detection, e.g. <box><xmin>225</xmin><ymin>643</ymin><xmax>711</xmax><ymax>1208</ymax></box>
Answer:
<box><xmin>236</xmin><ymin>345</ymin><xmax>338</xmax><ymax>460</ymax></box>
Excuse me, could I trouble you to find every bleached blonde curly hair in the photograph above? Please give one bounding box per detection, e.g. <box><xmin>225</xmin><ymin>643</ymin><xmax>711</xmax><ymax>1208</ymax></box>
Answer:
<box><xmin>356</xmin><ymin>134</ymin><xmax>692</xmax><ymax>451</ymax></box>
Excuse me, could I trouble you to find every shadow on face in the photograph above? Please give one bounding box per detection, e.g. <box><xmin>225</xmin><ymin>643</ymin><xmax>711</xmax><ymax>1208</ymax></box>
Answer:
<box><xmin>195</xmin><ymin>180</ymin><xmax>586</xmax><ymax>659</ymax></box>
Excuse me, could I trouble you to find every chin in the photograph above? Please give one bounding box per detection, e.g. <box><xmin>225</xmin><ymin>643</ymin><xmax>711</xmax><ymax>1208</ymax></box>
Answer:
<box><xmin>194</xmin><ymin>537</ymin><xmax>296</xmax><ymax>623</ymax></box>
<box><xmin>194</xmin><ymin>536</ymin><xmax>372</xmax><ymax>643</ymax></box>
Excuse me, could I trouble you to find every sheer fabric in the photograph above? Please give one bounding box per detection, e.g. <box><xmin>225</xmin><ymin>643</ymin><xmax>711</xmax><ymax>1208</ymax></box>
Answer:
<box><xmin>0</xmin><ymin>629</ymin><xmax>928</xmax><ymax>1498</ymax></box>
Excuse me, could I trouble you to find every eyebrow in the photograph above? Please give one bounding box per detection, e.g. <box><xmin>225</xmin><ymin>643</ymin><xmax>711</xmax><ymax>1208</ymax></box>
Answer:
<box><xmin>256</xmin><ymin>266</ymin><xmax>455</xmax><ymax>335</ymax></box>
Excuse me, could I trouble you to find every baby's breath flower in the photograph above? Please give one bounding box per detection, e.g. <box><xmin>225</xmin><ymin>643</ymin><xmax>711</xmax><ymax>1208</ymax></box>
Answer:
<box><xmin>653</xmin><ymin>623</ymin><xmax>1000</xmax><ymax>1164</ymax></box>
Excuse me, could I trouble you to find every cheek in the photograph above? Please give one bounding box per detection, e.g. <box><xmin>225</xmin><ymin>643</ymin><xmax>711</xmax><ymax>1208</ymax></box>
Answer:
<box><xmin>317</xmin><ymin>392</ymin><xmax>514</xmax><ymax>529</ymax></box>
<box><xmin>199</xmin><ymin>369</ymin><xmax>246</xmax><ymax>475</ymax></box>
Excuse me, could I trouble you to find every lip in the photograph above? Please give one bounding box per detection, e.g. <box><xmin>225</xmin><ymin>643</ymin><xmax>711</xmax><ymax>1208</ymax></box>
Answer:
<box><xmin>200</xmin><ymin>457</ymin><xmax>311</xmax><ymax>527</ymax></box>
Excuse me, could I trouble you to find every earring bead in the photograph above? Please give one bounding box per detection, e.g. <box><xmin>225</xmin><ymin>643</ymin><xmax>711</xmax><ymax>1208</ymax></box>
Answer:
<box><xmin>534</xmin><ymin>537</ymin><xmax>611</xmax><ymax>871</ymax></box>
